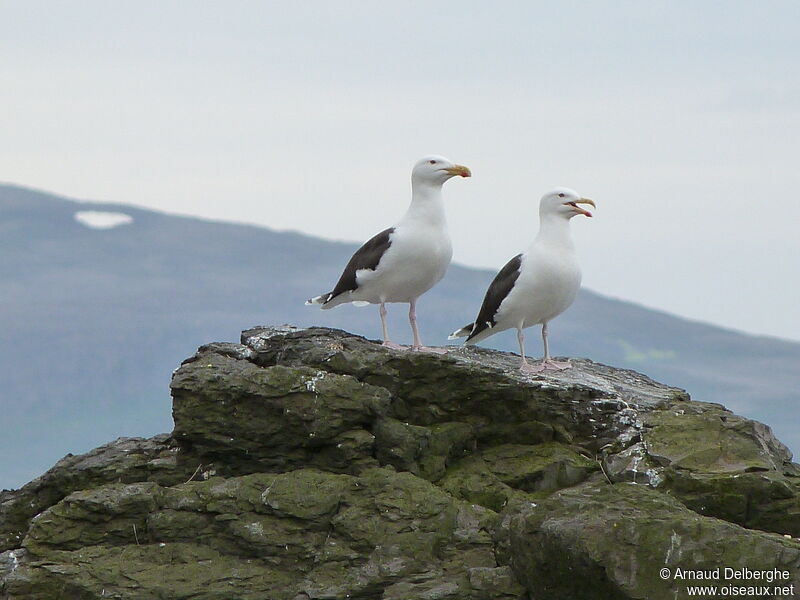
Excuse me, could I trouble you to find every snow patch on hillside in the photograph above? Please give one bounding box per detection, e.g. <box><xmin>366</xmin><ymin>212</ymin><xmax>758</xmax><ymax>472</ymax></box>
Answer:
<box><xmin>74</xmin><ymin>211</ymin><xmax>134</xmax><ymax>230</ymax></box>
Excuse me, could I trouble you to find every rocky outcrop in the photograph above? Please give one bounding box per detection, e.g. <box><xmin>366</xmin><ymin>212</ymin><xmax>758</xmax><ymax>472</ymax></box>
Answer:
<box><xmin>2</xmin><ymin>326</ymin><xmax>799</xmax><ymax>599</ymax></box>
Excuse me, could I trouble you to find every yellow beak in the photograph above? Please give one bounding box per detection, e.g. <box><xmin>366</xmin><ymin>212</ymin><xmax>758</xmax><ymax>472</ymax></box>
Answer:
<box><xmin>444</xmin><ymin>165</ymin><xmax>472</xmax><ymax>178</ymax></box>
<box><xmin>570</xmin><ymin>197</ymin><xmax>595</xmax><ymax>217</ymax></box>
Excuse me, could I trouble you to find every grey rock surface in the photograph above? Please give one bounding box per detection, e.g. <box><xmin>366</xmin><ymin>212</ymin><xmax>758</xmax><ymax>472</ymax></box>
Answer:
<box><xmin>2</xmin><ymin>326</ymin><xmax>798</xmax><ymax>599</ymax></box>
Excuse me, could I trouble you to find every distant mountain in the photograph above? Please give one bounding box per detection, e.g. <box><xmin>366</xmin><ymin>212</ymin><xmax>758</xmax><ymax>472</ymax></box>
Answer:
<box><xmin>2</xmin><ymin>183</ymin><xmax>798</xmax><ymax>490</ymax></box>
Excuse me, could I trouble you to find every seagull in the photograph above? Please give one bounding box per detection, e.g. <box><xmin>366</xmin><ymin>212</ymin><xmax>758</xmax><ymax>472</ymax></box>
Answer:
<box><xmin>306</xmin><ymin>155</ymin><xmax>471</xmax><ymax>352</ymax></box>
<box><xmin>449</xmin><ymin>187</ymin><xmax>595</xmax><ymax>371</ymax></box>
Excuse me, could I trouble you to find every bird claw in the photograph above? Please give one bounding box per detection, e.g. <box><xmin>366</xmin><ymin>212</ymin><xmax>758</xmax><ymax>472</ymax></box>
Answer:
<box><xmin>380</xmin><ymin>342</ymin><xmax>446</xmax><ymax>354</ymax></box>
<box><xmin>543</xmin><ymin>359</ymin><xmax>572</xmax><ymax>370</ymax></box>
<box><xmin>411</xmin><ymin>346</ymin><xmax>448</xmax><ymax>355</ymax></box>
<box><xmin>519</xmin><ymin>359</ymin><xmax>572</xmax><ymax>373</ymax></box>
<box><xmin>381</xmin><ymin>341</ymin><xmax>408</xmax><ymax>351</ymax></box>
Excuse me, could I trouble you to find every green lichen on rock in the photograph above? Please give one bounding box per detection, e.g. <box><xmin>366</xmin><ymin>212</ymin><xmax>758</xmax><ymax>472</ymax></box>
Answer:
<box><xmin>6</xmin><ymin>467</ymin><xmax>509</xmax><ymax>599</ymax></box>
<box><xmin>502</xmin><ymin>481</ymin><xmax>800</xmax><ymax>600</ymax></box>
<box><xmin>0</xmin><ymin>435</ymin><xmax>194</xmax><ymax>554</ymax></box>
<box><xmin>373</xmin><ymin>418</ymin><xmax>477</xmax><ymax>481</ymax></box>
<box><xmin>3</xmin><ymin>326</ymin><xmax>799</xmax><ymax>599</ymax></box>
<box><xmin>641</xmin><ymin>402</ymin><xmax>790</xmax><ymax>473</ymax></box>
<box><xmin>599</xmin><ymin>399</ymin><xmax>800</xmax><ymax>535</ymax></box>
<box><xmin>171</xmin><ymin>354</ymin><xmax>391</xmax><ymax>476</ymax></box>
<box><xmin>441</xmin><ymin>442</ymin><xmax>598</xmax><ymax>511</ymax></box>
<box><xmin>661</xmin><ymin>467</ymin><xmax>800</xmax><ymax>536</ymax></box>
<box><xmin>441</xmin><ymin>454</ymin><xmax>517</xmax><ymax>512</ymax></box>
<box><xmin>480</xmin><ymin>442</ymin><xmax>597</xmax><ymax>492</ymax></box>
<box><xmin>9</xmin><ymin>543</ymin><xmax>296</xmax><ymax>600</ymax></box>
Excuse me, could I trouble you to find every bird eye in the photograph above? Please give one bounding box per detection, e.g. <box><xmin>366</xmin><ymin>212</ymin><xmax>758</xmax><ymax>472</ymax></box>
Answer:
<box><xmin>429</xmin><ymin>160</ymin><xmax>437</xmax><ymax>164</ymax></box>
<box><xmin>558</xmin><ymin>193</ymin><xmax>565</xmax><ymax>198</ymax></box>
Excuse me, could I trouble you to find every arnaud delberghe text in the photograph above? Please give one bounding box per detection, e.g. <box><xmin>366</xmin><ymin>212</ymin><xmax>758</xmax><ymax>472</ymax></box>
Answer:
<box><xmin>672</xmin><ymin>568</ymin><xmax>791</xmax><ymax>583</ymax></box>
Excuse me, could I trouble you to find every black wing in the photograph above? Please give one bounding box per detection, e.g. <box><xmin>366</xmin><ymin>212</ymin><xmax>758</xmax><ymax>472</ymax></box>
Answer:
<box><xmin>324</xmin><ymin>227</ymin><xmax>395</xmax><ymax>304</ymax></box>
<box><xmin>466</xmin><ymin>253</ymin><xmax>523</xmax><ymax>341</ymax></box>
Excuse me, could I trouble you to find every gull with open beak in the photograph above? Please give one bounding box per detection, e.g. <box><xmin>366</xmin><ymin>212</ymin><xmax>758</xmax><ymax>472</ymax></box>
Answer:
<box><xmin>449</xmin><ymin>187</ymin><xmax>595</xmax><ymax>371</ymax></box>
<box><xmin>307</xmin><ymin>155</ymin><xmax>471</xmax><ymax>352</ymax></box>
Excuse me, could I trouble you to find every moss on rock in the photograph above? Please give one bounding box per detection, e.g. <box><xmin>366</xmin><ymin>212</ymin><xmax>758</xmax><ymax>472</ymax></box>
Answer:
<box><xmin>504</xmin><ymin>481</ymin><xmax>800</xmax><ymax>600</ymax></box>
<box><xmin>4</xmin><ymin>326</ymin><xmax>800</xmax><ymax>599</ymax></box>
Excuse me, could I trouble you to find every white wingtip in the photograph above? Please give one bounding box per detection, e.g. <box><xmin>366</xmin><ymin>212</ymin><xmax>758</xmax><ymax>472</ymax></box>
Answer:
<box><xmin>448</xmin><ymin>325</ymin><xmax>471</xmax><ymax>340</ymax></box>
<box><xmin>306</xmin><ymin>294</ymin><xmax>327</xmax><ymax>306</ymax></box>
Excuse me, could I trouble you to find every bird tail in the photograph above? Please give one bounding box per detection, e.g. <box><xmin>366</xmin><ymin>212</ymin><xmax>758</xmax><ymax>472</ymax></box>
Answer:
<box><xmin>448</xmin><ymin>323</ymin><xmax>474</xmax><ymax>341</ymax></box>
<box><xmin>305</xmin><ymin>293</ymin><xmax>332</xmax><ymax>306</ymax></box>
<box><xmin>450</xmin><ymin>321</ymin><xmax>498</xmax><ymax>345</ymax></box>
<box><xmin>306</xmin><ymin>291</ymin><xmax>355</xmax><ymax>310</ymax></box>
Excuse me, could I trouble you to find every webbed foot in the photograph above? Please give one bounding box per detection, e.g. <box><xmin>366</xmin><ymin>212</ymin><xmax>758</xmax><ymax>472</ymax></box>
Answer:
<box><xmin>519</xmin><ymin>359</ymin><xmax>572</xmax><ymax>373</ymax></box>
<box><xmin>382</xmin><ymin>341</ymin><xmax>408</xmax><ymax>351</ymax></box>
<box><xmin>411</xmin><ymin>345</ymin><xmax>448</xmax><ymax>355</ymax></box>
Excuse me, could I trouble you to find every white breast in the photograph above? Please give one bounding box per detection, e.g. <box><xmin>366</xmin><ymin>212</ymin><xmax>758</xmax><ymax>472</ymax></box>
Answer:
<box><xmin>495</xmin><ymin>244</ymin><xmax>581</xmax><ymax>329</ymax></box>
<box><xmin>353</xmin><ymin>224</ymin><xmax>453</xmax><ymax>303</ymax></box>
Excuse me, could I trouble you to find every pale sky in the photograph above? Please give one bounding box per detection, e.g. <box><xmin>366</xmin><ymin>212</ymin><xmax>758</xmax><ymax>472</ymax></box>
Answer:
<box><xmin>3</xmin><ymin>1</ymin><xmax>799</xmax><ymax>341</ymax></box>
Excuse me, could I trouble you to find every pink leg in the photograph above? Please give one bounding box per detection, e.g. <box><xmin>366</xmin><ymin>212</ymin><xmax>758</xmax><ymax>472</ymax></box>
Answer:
<box><xmin>380</xmin><ymin>302</ymin><xmax>389</xmax><ymax>341</ymax></box>
<box><xmin>536</xmin><ymin>322</ymin><xmax>571</xmax><ymax>371</ymax></box>
<box><xmin>517</xmin><ymin>328</ymin><xmax>531</xmax><ymax>369</ymax></box>
<box><xmin>543</xmin><ymin>321</ymin><xmax>552</xmax><ymax>361</ymax></box>
<box><xmin>517</xmin><ymin>328</ymin><xmax>541</xmax><ymax>372</ymax></box>
<box><xmin>409</xmin><ymin>299</ymin><xmax>446</xmax><ymax>354</ymax></box>
<box><xmin>380</xmin><ymin>303</ymin><xmax>405</xmax><ymax>350</ymax></box>
<box><xmin>409</xmin><ymin>299</ymin><xmax>423</xmax><ymax>348</ymax></box>
<box><xmin>518</xmin><ymin>324</ymin><xmax>571</xmax><ymax>373</ymax></box>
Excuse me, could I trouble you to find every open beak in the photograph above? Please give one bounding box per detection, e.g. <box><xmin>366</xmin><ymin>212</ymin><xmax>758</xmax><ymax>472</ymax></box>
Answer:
<box><xmin>567</xmin><ymin>197</ymin><xmax>595</xmax><ymax>217</ymax></box>
<box><xmin>444</xmin><ymin>165</ymin><xmax>472</xmax><ymax>178</ymax></box>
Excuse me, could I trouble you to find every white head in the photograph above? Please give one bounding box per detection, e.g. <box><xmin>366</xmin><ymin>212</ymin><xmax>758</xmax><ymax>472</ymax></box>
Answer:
<box><xmin>411</xmin><ymin>155</ymin><xmax>471</xmax><ymax>187</ymax></box>
<box><xmin>540</xmin><ymin>187</ymin><xmax>596</xmax><ymax>219</ymax></box>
